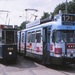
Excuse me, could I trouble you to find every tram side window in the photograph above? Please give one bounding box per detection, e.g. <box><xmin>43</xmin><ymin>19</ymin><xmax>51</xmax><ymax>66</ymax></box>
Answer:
<box><xmin>52</xmin><ymin>32</ymin><xmax>55</xmax><ymax>43</ymax></box>
<box><xmin>6</xmin><ymin>31</ymin><xmax>14</xmax><ymax>44</ymax></box>
<box><xmin>31</xmin><ymin>34</ymin><xmax>35</xmax><ymax>43</ymax></box>
<box><xmin>74</xmin><ymin>32</ymin><xmax>75</xmax><ymax>42</ymax></box>
<box><xmin>36</xmin><ymin>33</ymin><xmax>41</xmax><ymax>43</ymax></box>
<box><xmin>22</xmin><ymin>33</ymin><xmax>24</xmax><ymax>42</ymax></box>
<box><xmin>28</xmin><ymin>33</ymin><xmax>31</xmax><ymax>43</ymax></box>
<box><xmin>18</xmin><ymin>33</ymin><xmax>20</xmax><ymax>43</ymax></box>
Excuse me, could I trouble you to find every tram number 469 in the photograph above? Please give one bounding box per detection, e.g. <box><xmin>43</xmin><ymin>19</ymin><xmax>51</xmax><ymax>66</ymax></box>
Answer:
<box><xmin>62</xmin><ymin>15</ymin><xmax>74</xmax><ymax>22</ymax></box>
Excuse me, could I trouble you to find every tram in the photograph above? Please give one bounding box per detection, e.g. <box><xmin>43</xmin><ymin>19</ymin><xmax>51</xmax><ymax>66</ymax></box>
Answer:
<box><xmin>0</xmin><ymin>25</ymin><xmax>18</xmax><ymax>62</ymax></box>
<box><xmin>17</xmin><ymin>12</ymin><xmax>75</xmax><ymax>65</ymax></box>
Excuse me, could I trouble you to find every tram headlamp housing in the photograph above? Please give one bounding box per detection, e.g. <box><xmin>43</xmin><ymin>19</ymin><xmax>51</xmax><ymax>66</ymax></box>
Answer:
<box><xmin>9</xmin><ymin>52</ymin><xmax>12</xmax><ymax>55</ymax></box>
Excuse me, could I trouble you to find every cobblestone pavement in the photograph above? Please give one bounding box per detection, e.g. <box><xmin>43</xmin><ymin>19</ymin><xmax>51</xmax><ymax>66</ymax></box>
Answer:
<box><xmin>0</xmin><ymin>55</ymin><xmax>75</xmax><ymax>75</ymax></box>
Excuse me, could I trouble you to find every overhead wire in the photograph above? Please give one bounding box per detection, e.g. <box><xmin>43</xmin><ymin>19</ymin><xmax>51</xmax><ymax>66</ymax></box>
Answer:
<box><xmin>33</xmin><ymin>0</ymin><xmax>47</xmax><ymax>8</ymax></box>
<box><xmin>2</xmin><ymin>0</ymin><xmax>8</xmax><ymax>9</ymax></box>
<box><xmin>28</xmin><ymin>0</ymin><xmax>48</xmax><ymax>21</ymax></box>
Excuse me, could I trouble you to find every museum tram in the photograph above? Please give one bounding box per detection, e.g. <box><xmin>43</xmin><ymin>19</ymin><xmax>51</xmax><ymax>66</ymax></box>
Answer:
<box><xmin>17</xmin><ymin>13</ymin><xmax>75</xmax><ymax>65</ymax></box>
<box><xmin>0</xmin><ymin>25</ymin><xmax>18</xmax><ymax>62</ymax></box>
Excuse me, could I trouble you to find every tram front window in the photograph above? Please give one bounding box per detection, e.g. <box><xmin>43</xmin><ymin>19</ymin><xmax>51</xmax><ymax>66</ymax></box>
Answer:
<box><xmin>6</xmin><ymin>31</ymin><xmax>14</xmax><ymax>44</ymax></box>
<box><xmin>53</xmin><ymin>30</ymin><xmax>75</xmax><ymax>43</ymax></box>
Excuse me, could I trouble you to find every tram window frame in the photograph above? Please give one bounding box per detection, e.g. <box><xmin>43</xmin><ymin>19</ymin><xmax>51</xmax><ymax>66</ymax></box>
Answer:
<box><xmin>22</xmin><ymin>33</ymin><xmax>24</xmax><ymax>42</ymax></box>
<box><xmin>48</xmin><ymin>31</ymin><xmax>50</xmax><ymax>43</ymax></box>
<box><xmin>31</xmin><ymin>31</ymin><xmax>35</xmax><ymax>43</ymax></box>
<box><xmin>36</xmin><ymin>30</ymin><xmax>41</xmax><ymax>43</ymax></box>
<box><xmin>15</xmin><ymin>31</ymin><xmax>17</xmax><ymax>43</ymax></box>
<box><xmin>52</xmin><ymin>31</ymin><xmax>55</xmax><ymax>43</ymax></box>
<box><xmin>6</xmin><ymin>31</ymin><xmax>14</xmax><ymax>44</ymax></box>
<box><xmin>27</xmin><ymin>32</ymin><xmax>31</xmax><ymax>43</ymax></box>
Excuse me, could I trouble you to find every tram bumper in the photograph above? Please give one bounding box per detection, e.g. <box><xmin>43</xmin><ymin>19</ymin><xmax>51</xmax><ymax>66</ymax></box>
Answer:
<box><xmin>62</xmin><ymin>57</ymin><xmax>75</xmax><ymax>64</ymax></box>
<box><xmin>51</xmin><ymin>56</ymin><xmax>75</xmax><ymax>65</ymax></box>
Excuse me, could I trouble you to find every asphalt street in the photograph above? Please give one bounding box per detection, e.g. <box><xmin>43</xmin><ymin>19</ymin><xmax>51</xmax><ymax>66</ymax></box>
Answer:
<box><xmin>0</xmin><ymin>55</ymin><xmax>75</xmax><ymax>75</ymax></box>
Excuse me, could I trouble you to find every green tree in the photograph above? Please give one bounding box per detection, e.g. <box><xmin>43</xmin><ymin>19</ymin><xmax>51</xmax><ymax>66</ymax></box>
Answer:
<box><xmin>68</xmin><ymin>1</ymin><xmax>75</xmax><ymax>14</ymax></box>
<box><xmin>73</xmin><ymin>0</ymin><xmax>75</xmax><ymax>2</ymax></box>
<box><xmin>18</xmin><ymin>21</ymin><xmax>29</xmax><ymax>31</ymax></box>
<box><xmin>54</xmin><ymin>3</ymin><xmax>66</xmax><ymax>15</ymax></box>
<box><xmin>53</xmin><ymin>1</ymin><xmax>75</xmax><ymax>15</ymax></box>
<box><xmin>41</xmin><ymin>12</ymin><xmax>50</xmax><ymax>20</ymax></box>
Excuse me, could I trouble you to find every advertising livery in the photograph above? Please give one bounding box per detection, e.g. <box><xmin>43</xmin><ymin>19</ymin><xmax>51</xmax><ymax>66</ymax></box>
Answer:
<box><xmin>17</xmin><ymin>13</ymin><xmax>75</xmax><ymax>65</ymax></box>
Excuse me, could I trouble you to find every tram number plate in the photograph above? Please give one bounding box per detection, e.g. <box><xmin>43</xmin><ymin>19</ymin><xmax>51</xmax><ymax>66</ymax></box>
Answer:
<box><xmin>62</xmin><ymin>15</ymin><xmax>74</xmax><ymax>22</ymax></box>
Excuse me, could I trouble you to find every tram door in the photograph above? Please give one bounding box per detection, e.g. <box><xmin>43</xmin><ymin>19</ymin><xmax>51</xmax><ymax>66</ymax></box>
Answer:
<box><xmin>19</xmin><ymin>31</ymin><xmax>21</xmax><ymax>54</ymax></box>
<box><xmin>24</xmin><ymin>31</ymin><xmax>27</xmax><ymax>55</ymax></box>
<box><xmin>43</xmin><ymin>27</ymin><xmax>51</xmax><ymax>64</ymax></box>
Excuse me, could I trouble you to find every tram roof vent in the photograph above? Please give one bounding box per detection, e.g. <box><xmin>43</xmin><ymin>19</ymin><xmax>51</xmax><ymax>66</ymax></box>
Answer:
<box><xmin>40</xmin><ymin>15</ymin><xmax>53</xmax><ymax>24</ymax></box>
<box><xmin>26</xmin><ymin>16</ymin><xmax>53</xmax><ymax>28</ymax></box>
<box><xmin>26</xmin><ymin>19</ymin><xmax>40</xmax><ymax>28</ymax></box>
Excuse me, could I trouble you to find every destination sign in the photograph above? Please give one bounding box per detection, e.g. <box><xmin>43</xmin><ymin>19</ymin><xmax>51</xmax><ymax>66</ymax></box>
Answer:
<box><xmin>62</xmin><ymin>15</ymin><xmax>74</xmax><ymax>22</ymax></box>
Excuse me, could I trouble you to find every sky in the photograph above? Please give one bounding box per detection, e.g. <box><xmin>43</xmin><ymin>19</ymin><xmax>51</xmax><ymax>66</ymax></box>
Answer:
<box><xmin>0</xmin><ymin>0</ymin><xmax>72</xmax><ymax>26</ymax></box>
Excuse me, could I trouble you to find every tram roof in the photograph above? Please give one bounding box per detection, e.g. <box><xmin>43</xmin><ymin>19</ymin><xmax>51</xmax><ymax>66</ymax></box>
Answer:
<box><xmin>21</xmin><ymin>13</ymin><xmax>75</xmax><ymax>32</ymax></box>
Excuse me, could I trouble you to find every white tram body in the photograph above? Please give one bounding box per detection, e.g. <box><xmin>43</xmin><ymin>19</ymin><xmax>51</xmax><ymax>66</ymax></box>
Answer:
<box><xmin>18</xmin><ymin>13</ymin><xmax>75</xmax><ymax>65</ymax></box>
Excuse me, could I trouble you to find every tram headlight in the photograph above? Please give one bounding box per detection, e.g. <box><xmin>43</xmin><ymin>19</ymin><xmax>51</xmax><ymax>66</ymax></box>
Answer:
<box><xmin>9</xmin><ymin>52</ymin><xmax>12</xmax><ymax>55</ymax></box>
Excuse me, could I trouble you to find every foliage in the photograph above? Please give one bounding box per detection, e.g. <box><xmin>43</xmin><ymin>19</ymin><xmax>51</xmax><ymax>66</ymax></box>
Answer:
<box><xmin>67</xmin><ymin>1</ymin><xmax>75</xmax><ymax>14</ymax></box>
<box><xmin>18</xmin><ymin>21</ymin><xmax>29</xmax><ymax>31</ymax></box>
<box><xmin>54</xmin><ymin>3</ymin><xmax>66</xmax><ymax>15</ymax></box>
<box><xmin>54</xmin><ymin>1</ymin><xmax>75</xmax><ymax>15</ymax></box>
<box><xmin>73</xmin><ymin>0</ymin><xmax>75</xmax><ymax>2</ymax></box>
<box><xmin>41</xmin><ymin>12</ymin><xmax>50</xmax><ymax>20</ymax></box>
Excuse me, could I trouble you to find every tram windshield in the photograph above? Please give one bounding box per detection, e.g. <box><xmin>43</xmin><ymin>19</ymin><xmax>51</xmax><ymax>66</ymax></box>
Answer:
<box><xmin>52</xmin><ymin>30</ymin><xmax>75</xmax><ymax>43</ymax></box>
<box><xmin>6</xmin><ymin>31</ymin><xmax>14</xmax><ymax>44</ymax></box>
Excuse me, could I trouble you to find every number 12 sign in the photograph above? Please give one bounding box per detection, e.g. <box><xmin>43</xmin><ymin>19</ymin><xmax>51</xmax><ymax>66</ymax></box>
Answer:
<box><xmin>62</xmin><ymin>15</ymin><xmax>74</xmax><ymax>22</ymax></box>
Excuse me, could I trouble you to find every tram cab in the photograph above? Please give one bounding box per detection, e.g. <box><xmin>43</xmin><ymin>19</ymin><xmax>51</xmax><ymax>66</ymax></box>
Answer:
<box><xmin>50</xmin><ymin>13</ymin><xmax>75</xmax><ymax>64</ymax></box>
<box><xmin>0</xmin><ymin>25</ymin><xmax>17</xmax><ymax>61</ymax></box>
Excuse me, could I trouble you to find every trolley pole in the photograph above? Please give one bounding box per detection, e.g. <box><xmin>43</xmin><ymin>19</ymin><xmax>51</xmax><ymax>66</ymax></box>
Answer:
<box><xmin>25</xmin><ymin>9</ymin><xmax>38</xmax><ymax>22</ymax></box>
<box><xmin>66</xmin><ymin>0</ymin><xmax>67</xmax><ymax>13</ymax></box>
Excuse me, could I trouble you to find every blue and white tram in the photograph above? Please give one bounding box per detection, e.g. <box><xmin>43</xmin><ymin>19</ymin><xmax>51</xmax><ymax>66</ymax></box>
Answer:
<box><xmin>18</xmin><ymin>13</ymin><xmax>75</xmax><ymax>65</ymax></box>
<box><xmin>0</xmin><ymin>25</ymin><xmax>18</xmax><ymax>62</ymax></box>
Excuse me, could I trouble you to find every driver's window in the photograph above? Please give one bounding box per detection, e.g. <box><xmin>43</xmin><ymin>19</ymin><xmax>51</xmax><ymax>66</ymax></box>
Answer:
<box><xmin>52</xmin><ymin>32</ymin><xmax>55</xmax><ymax>43</ymax></box>
<box><xmin>6</xmin><ymin>31</ymin><xmax>14</xmax><ymax>44</ymax></box>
